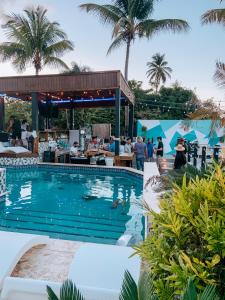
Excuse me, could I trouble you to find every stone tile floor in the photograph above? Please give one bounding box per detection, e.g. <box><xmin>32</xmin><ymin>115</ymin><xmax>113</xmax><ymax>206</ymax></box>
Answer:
<box><xmin>12</xmin><ymin>239</ymin><xmax>83</xmax><ymax>282</ymax></box>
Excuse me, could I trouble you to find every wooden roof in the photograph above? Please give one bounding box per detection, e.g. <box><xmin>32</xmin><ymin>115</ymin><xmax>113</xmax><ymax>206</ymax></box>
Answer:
<box><xmin>0</xmin><ymin>71</ymin><xmax>134</xmax><ymax>106</ymax></box>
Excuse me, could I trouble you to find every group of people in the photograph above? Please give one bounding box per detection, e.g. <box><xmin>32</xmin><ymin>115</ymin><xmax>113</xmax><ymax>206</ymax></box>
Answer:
<box><xmin>69</xmin><ymin>135</ymin><xmax>164</xmax><ymax>171</ymax></box>
<box><xmin>133</xmin><ymin>136</ymin><xmax>164</xmax><ymax>171</ymax></box>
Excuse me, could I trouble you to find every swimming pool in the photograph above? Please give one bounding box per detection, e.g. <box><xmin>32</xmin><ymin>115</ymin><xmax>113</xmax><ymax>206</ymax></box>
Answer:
<box><xmin>0</xmin><ymin>166</ymin><xmax>144</xmax><ymax>245</ymax></box>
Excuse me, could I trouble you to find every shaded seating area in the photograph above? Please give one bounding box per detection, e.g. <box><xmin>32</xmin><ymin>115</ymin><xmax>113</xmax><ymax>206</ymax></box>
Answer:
<box><xmin>0</xmin><ymin>71</ymin><xmax>135</xmax><ymax>160</ymax></box>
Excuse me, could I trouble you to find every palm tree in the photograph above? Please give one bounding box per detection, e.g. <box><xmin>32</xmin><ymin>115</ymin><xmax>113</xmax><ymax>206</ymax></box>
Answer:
<box><xmin>0</xmin><ymin>6</ymin><xmax>74</xmax><ymax>75</ymax></box>
<box><xmin>64</xmin><ymin>61</ymin><xmax>92</xmax><ymax>74</ymax></box>
<box><xmin>146</xmin><ymin>53</ymin><xmax>172</xmax><ymax>93</ymax></box>
<box><xmin>80</xmin><ymin>0</ymin><xmax>189</xmax><ymax>81</ymax></box>
<box><xmin>201</xmin><ymin>1</ymin><xmax>225</xmax><ymax>88</ymax></box>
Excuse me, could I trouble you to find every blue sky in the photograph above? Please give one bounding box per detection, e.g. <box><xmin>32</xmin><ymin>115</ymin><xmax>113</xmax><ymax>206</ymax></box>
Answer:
<box><xmin>0</xmin><ymin>0</ymin><xmax>224</xmax><ymax>105</ymax></box>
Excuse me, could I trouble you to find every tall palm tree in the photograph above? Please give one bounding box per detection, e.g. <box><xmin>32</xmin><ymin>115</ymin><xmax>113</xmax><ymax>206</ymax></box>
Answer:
<box><xmin>80</xmin><ymin>0</ymin><xmax>189</xmax><ymax>81</ymax></box>
<box><xmin>0</xmin><ymin>6</ymin><xmax>74</xmax><ymax>75</ymax></box>
<box><xmin>202</xmin><ymin>1</ymin><xmax>225</xmax><ymax>88</ymax></box>
<box><xmin>146</xmin><ymin>53</ymin><xmax>172</xmax><ymax>93</ymax></box>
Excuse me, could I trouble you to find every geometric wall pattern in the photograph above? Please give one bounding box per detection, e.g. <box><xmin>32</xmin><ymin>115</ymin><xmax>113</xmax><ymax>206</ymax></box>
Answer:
<box><xmin>137</xmin><ymin>120</ymin><xmax>224</xmax><ymax>154</ymax></box>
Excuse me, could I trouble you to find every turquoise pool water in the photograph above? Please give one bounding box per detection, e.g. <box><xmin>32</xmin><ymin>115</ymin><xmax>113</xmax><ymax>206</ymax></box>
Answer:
<box><xmin>0</xmin><ymin>167</ymin><xmax>144</xmax><ymax>245</ymax></box>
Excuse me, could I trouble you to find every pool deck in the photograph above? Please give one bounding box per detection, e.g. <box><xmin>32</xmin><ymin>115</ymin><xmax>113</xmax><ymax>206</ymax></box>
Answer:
<box><xmin>12</xmin><ymin>239</ymin><xmax>83</xmax><ymax>282</ymax></box>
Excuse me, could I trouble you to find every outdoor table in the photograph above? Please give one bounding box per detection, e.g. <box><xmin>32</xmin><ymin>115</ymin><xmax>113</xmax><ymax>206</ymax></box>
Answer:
<box><xmin>86</xmin><ymin>149</ymin><xmax>114</xmax><ymax>157</ymax></box>
<box><xmin>70</xmin><ymin>157</ymin><xmax>90</xmax><ymax>165</ymax></box>
<box><xmin>55</xmin><ymin>149</ymin><xmax>70</xmax><ymax>163</ymax></box>
<box><xmin>115</xmin><ymin>153</ymin><xmax>134</xmax><ymax>167</ymax></box>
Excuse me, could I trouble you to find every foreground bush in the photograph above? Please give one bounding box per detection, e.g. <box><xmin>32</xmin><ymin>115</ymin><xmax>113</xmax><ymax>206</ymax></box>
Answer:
<box><xmin>47</xmin><ymin>274</ymin><xmax>221</xmax><ymax>300</ymax></box>
<box><xmin>135</xmin><ymin>165</ymin><xmax>225</xmax><ymax>297</ymax></box>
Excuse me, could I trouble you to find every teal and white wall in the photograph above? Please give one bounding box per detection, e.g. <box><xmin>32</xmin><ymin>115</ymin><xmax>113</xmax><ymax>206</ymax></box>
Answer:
<box><xmin>137</xmin><ymin>120</ymin><xmax>224</xmax><ymax>154</ymax></box>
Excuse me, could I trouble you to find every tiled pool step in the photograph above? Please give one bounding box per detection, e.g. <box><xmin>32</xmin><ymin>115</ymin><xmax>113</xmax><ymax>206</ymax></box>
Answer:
<box><xmin>5</xmin><ymin>204</ymin><xmax>131</xmax><ymax>222</ymax></box>
<box><xmin>0</xmin><ymin>208</ymin><xmax>131</xmax><ymax>244</ymax></box>
<box><xmin>7</xmin><ymin>209</ymin><xmax>128</xmax><ymax>227</ymax></box>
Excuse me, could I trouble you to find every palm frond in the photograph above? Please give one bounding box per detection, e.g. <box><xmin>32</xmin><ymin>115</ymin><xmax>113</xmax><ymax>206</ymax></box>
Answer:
<box><xmin>129</xmin><ymin>0</ymin><xmax>154</xmax><ymax>20</ymax></box>
<box><xmin>182</xmin><ymin>278</ymin><xmax>220</xmax><ymax>300</ymax></box>
<box><xmin>44</xmin><ymin>56</ymin><xmax>69</xmax><ymax>70</ymax></box>
<box><xmin>200</xmin><ymin>284</ymin><xmax>221</xmax><ymax>300</ymax></box>
<box><xmin>188</xmin><ymin>102</ymin><xmax>222</xmax><ymax>121</ymax></box>
<box><xmin>107</xmin><ymin>34</ymin><xmax>125</xmax><ymax>55</ymax></box>
<box><xmin>47</xmin><ymin>285</ymin><xmax>59</xmax><ymax>300</ymax></box>
<box><xmin>138</xmin><ymin>271</ymin><xmax>159</xmax><ymax>300</ymax></box>
<box><xmin>45</xmin><ymin>40</ymin><xmax>74</xmax><ymax>57</ymax></box>
<box><xmin>182</xmin><ymin>278</ymin><xmax>197</xmax><ymax>300</ymax></box>
<box><xmin>63</xmin><ymin>62</ymin><xmax>92</xmax><ymax>74</ymax></box>
<box><xmin>137</xmin><ymin>19</ymin><xmax>189</xmax><ymax>37</ymax></box>
<box><xmin>119</xmin><ymin>270</ymin><xmax>139</xmax><ymax>300</ymax></box>
<box><xmin>59</xmin><ymin>280</ymin><xmax>85</xmax><ymax>300</ymax></box>
<box><xmin>214</xmin><ymin>60</ymin><xmax>225</xmax><ymax>88</ymax></box>
<box><xmin>202</xmin><ymin>8</ymin><xmax>225</xmax><ymax>25</ymax></box>
<box><xmin>80</xmin><ymin>4</ymin><xmax>121</xmax><ymax>25</ymax></box>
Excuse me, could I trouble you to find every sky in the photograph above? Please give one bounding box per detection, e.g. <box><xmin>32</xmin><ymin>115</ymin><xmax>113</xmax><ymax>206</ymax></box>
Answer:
<box><xmin>0</xmin><ymin>0</ymin><xmax>224</xmax><ymax>105</ymax></box>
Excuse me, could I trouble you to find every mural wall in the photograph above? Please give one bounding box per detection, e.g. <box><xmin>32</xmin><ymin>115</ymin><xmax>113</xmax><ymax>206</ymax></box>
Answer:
<box><xmin>137</xmin><ymin>120</ymin><xmax>224</xmax><ymax>154</ymax></box>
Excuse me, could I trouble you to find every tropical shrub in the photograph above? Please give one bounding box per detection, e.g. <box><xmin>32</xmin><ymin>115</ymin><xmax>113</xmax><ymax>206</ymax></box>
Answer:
<box><xmin>135</xmin><ymin>164</ymin><xmax>225</xmax><ymax>297</ymax></box>
<box><xmin>47</xmin><ymin>280</ymin><xmax>84</xmax><ymax>300</ymax></box>
<box><xmin>46</xmin><ymin>273</ymin><xmax>221</xmax><ymax>300</ymax></box>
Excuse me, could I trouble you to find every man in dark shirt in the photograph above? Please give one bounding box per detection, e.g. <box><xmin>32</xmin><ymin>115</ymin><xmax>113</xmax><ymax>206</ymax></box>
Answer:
<box><xmin>7</xmin><ymin>116</ymin><xmax>22</xmax><ymax>146</ymax></box>
<box><xmin>156</xmin><ymin>136</ymin><xmax>164</xmax><ymax>167</ymax></box>
<box><xmin>156</xmin><ymin>136</ymin><xmax>164</xmax><ymax>157</ymax></box>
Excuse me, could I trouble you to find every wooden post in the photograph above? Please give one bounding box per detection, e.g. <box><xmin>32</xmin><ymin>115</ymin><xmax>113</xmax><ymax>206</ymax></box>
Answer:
<box><xmin>128</xmin><ymin>104</ymin><xmax>134</xmax><ymax>139</ymax></box>
<box><xmin>0</xmin><ymin>97</ymin><xmax>5</xmax><ymax>131</ymax></box>
<box><xmin>115</xmin><ymin>88</ymin><xmax>121</xmax><ymax>156</ymax></box>
<box><xmin>69</xmin><ymin>109</ymin><xmax>73</xmax><ymax>130</ymax></box>
<box><xmin>32</xmin><ymin>92</ymin><xmax>39</xmax><ymax>131</ymax></box>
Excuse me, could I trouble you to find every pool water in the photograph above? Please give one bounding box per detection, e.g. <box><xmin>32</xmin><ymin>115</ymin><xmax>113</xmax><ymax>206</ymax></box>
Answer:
<box><xmin>0</xmin><ymin>167</ymin><xmax>144</xmax><ymax>245</ymax></box>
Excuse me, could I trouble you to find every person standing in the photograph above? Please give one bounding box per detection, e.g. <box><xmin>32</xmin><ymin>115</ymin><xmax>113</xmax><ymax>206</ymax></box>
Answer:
<box><xmin>21</xmin><ymin>119</ymin><xmax>29</xmax><ymax>147</ymax></box>
<box><xmin>155</xmin><ymin>136</ymin><xmax>164</xmax><ymax>166</ymax></box>
<box><xmin>146</xmin><ymin>138</ymin><xmax>154</xmax><ymax>161</ymax></box>
<box><xmin>174</xmin><ymin>144</ymin><xmax>187</xmax><ymax>169</ymax></box>
<box><xmin>7</xmin><ymin>116</ymin><xmax>22</xmax><ymax>146</ymax></box>
<box><xmin>134</xmin><ymin>137</ymin><xmax>148</xmax><ymax>171</ymax></box>
<box><xmin>124</xmin><ymin>137</ymin><xmax>133</xmax><ymax>154</ymax></box>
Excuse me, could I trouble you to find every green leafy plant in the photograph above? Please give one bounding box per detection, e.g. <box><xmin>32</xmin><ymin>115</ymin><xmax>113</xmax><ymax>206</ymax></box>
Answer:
<box><xmin>47</xmin><ymin>280</ymin><xmax>85</xmax><ymax>300</ymax></box>
<box><xmin>119</xmin><ymin>270</ymin><xmax>158</xmax><ymax>300</ymax></box>
<box><xmin>182</xmin><ymin>278</ymin><xmax>220</xmax><ymax>300</ymax></box>
<box><xmin>135</xmin><ymin>164</ymin><xmax>225</xmax><ymax>297</ymax></box>
<box><xmin>47</xmin><ymin>273</ymin><xmax>222</xmax><ymax>300</ymax></box>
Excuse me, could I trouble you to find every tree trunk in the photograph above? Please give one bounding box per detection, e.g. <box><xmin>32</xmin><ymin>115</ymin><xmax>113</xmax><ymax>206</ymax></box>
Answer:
<box><xmin>124</xmin><ymin>39</ymin><xmax>131</xmax><ymax>136</ymax></box>
<box><xmin>124</xmin><ymin>39</ymin><xmax>131</xmax><ymax>81</ymax></box>
<box><xmin>35</xmin><ymin>68</ymin><xmax>39</xmax><ymax>76</ymax></box>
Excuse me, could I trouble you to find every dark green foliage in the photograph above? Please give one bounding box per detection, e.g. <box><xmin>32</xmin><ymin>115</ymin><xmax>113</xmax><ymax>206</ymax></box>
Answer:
<box><xmin>5</xmin><ymin>100</ymin><xmax>32</xmax><ymax>127</ymax></box>
<box><xmin>119</xmin><ymin>270</ymin><xmax>139</xmax><ymax>300</ymax></box>
<box><xmin>47</xmin><ymin>280</ymin><xmax>85</xmax><ymax>300</ymax></box>
<box><xmin>182</xmin><ymin>278</ymin><xmax>220</xmax><ymax>300</ymax></box>
<box><xmin>129</xmin><ymin>80</ymin><xmax>200</xmax><ymax>120</ymax></box>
